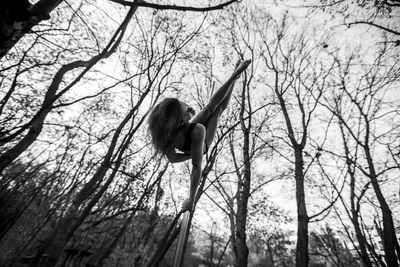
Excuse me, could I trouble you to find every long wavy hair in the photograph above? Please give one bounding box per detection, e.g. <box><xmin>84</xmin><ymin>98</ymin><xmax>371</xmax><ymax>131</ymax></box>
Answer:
<box><xmin>148</xmin><ymin>98</ymin><xmax>183</xmax><ymax>155</ymax></box>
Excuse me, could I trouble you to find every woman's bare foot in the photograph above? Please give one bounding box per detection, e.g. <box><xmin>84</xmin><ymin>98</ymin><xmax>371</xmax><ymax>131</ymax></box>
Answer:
<box><xmin>232</xmin><ymin>59</ymin><xmax>251</xmax><ymax>78</ymax></box>
<box><xmin>181</xmin><ymin>198</ymin><xmax>194</xmax><ymax>212</ymax></box>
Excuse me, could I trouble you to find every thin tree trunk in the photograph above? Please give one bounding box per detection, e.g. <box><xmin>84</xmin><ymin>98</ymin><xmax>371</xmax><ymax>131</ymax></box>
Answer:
<box><xmin>340</xmin><ymin>120</ymin><xmax>373</xmax><ymax>267</ymax></box>
<box><xmin>234</xmin><ymin>79</ymin><xmax>251</xmax><ymax>267</ymax></box>
<box><xmin>209</xmin><ymin>238</ymin><xmax>215</xmax><ymax>267</ymax></box>
<box><xmin>266</xmin><ymin>238</ymin><xmax>275</xmax><ymax>267</ymax></box>
<box><xmin>235</xmin><ymin>158</ymin><xmax>250</xmax><ymax>267</ymax></box>
<box><xmin>229</xmin><ymin>198</ymin><xmax>238</xmax><ymax>261</ymax></box>
<box><xmin>365</xmin><ymin>148</ymin><xmax>399</xmax><ymax>267</ymax></box>
<box><xmin>217</xmin><ymin>238</ymin><xmax>230</xmax><ymax>267</ymax></box>
<box><xmin>274</xmin><ymin>81</ymin><xmax>310</xmax><ymax>267</ymax></box>
<box><xmin>294</xmin><ymin>149</ymin><xmax>309</xmax><ymax>267</ymax></box>
<box><xmin>236</xmin><ymin>191</ymin><xmax>249</xmax><ymax>266</ymax></box>
<box><xmin>351</xmin><ymin>213</ymin><xmax>373</xmax><ymax>266</ymax></box>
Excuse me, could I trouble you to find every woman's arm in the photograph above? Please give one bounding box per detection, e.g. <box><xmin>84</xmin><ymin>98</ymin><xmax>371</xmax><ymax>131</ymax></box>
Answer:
<box><xmin>184</xmin><ymin>124</ymin><xmax>205</xmax><ymax>209</ymax></box>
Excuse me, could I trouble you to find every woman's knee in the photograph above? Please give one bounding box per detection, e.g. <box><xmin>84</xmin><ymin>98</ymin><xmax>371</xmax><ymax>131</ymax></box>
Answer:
<box><xmin>213</xmin><ymin>104</ymin><xmax>226</xmax><ymax>116</ymax></box>
<box><xmin>204</xmin><ymin>103</ymin><xmax>218</xmax><ymax>115</ymax></box>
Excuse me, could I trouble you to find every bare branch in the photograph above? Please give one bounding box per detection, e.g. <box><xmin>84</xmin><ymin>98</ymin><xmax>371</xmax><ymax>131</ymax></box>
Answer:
<box><xmin>347</xmin><ymin>21</ymin><xmax>400</xmax><ymax>35</ymax></box>
<box><xmin>108</xmin><ymin>0</ymin><xmax>240</xmax><ymax>12</ymax></box>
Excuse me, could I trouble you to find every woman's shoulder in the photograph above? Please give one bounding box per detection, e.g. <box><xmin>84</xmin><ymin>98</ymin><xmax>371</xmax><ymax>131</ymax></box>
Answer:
<box><xmin>177</xmin><ymin>122</ymin><xmax>202</xmax><ymax>140</ymax></box>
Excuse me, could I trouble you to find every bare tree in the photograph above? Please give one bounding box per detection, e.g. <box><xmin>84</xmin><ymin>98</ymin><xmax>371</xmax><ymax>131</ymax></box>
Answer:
<box><xmin>0</xmin><ymin>3</ymin><xmax>139</xmax><ymax>175</ymax></box>
<box><xmin>258</xmin><ymin>13</ymin><xmax>336</xmax><ymax>266</ymax></box>
<box><xmin>318</xmin><ymin>45</ymin><xmax>400</xmax><ymax>266</ymax></box>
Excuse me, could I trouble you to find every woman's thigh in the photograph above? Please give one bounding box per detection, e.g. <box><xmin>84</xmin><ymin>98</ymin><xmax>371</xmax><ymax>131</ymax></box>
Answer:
<box><xmin>191</xmin><ymin>103</ymin><xmax>221</xmax><ymax>149</ymax></box>
<box><xmin>190</xmin><ymin>103</ymin><xmax>215</xmax><ymax>125</ymax></box>
<box><xmin>203</xmin><ymin>112</ymin><xmax>220</xmax><ymax>148</ymax></box>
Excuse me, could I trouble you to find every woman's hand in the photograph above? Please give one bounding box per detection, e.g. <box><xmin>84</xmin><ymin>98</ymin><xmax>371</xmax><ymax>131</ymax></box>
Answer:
<box><xmin>165</xmin><ymin>147</ymin><xmax>192</xmax><ymax>163</ymax></box>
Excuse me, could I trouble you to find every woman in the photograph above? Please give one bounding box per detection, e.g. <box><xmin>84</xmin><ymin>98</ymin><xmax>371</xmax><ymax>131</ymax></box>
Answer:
<box><xmin>148</xmin><ymin>60</ymin><xmax>251</xmax><ymax>211</ymax></box>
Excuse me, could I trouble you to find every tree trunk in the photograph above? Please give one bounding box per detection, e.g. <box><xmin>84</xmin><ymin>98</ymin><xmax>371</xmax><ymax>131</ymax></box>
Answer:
<box><xmin>350</xmin><ymin>176</ymin><xmax>372</xmax><ymax>267</ymax></box>
<box><xmin>0</xmin><ymin>0</ymin><xmax>63</xmax><ymax>59</ymax></box>
<box><xmin>229</xmin><ymin>198</ymin><xmax>238</xmax><ymax>261</ymax></box>
<box><xmin>294</xmin><ymin>148</ymin><xmax>309</xmax><ymax>267</ymax></box>
<box><xmin>365</xmin><ymin>148</ymin><xmax>399</xmax><ymax>267</ymax></box>
<box><xmin>236</xmin><ymin>186</ymin><xmax>249</xmax><ymax>267</ymax></box>
<box><xmin>209</xmin><ymin>238</ymin><xmax>215</xmax><ymax>267</ymax></box>
<box><xmin>351</xmin><ymin>213</ymin><xmax>373</xmax><ymax>266</ymax></box>
<box><xmin>341</xmin><ymin>119</ymin><xmax>373</xmax><ymax>267</ymax></box>
<box><xmin>234</xmin><ymin>81</ymin><xmax>251</xmax><ymax>267</ymax></box>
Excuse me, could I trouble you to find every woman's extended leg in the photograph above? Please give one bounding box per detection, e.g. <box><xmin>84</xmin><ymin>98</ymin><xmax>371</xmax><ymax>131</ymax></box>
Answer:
<box><xmin>202</xmin><ymin>81</ymin><xmax>236</xmax><ymax>150</ymax></box>
<box><xmin>200</xmin><ymin>60</ymin><xmax>250</xmax><ymax>151</ymax></box>
<box><xmin>191</xmin><ymin>60</ymin><xmax>251</xmax><ymax>126</ymax></box>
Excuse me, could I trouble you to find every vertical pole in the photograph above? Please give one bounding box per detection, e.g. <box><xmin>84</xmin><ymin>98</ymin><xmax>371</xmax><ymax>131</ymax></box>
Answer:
<box><xmin>172</xmin><ymin>211</ymin><xmax>193</xmax><ymax>267</ymax></box>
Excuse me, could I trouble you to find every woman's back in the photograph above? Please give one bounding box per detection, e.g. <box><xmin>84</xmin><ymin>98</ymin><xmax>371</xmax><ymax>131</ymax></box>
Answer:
<box><xmin>173</xmin><ymin>122</ymin><xmax>197</xmax><ymax>153</ymax></box>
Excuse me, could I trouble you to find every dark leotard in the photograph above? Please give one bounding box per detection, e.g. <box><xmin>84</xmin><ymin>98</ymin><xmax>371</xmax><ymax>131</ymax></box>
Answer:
<box><xmin>177</xmin><ymin>122</ymin><xmax>208</xmax><ymax>154</ymax></box>
<box><xmin>178</xmin><ymin>123</ymin><xmax>197</xmax><ymax>152</ymax></box>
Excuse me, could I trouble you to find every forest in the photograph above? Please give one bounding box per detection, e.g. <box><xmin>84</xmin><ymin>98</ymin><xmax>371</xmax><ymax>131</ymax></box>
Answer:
<box><xmin>0</xmin><ymin>0</ymin><xmax>399</xmax><ymax>266</ymax></box>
